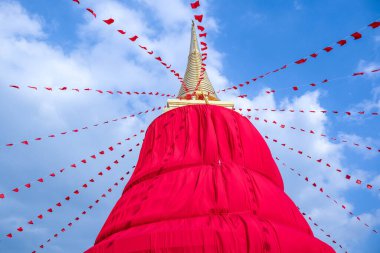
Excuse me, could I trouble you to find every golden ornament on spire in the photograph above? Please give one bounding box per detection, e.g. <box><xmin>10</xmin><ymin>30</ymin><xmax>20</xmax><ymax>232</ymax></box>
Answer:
<box><xmin>165</xmin><ymin>21</ymin><xmax>234</xmax><ymax>112</ymax></box>
<box><xmin>177</xmin><ymin>21</ymin><xmax>219</xmax><ymax>101</ymax></box>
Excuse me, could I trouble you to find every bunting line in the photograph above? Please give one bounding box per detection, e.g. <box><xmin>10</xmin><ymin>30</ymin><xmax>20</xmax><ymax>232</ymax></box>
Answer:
<box><xmin>4</xmin><ymin>149</ymin><xmax>139</xmax><ymax>240</ymax></box>
<box><xmin>1</xmin><ymin>105</ymin><xmax>162</xmax><ymax>149</ymax></box>
<box><xmin>260</xmin><ymin>67</ymin><xmax>380</xmax><ymax>95</ymax></box>
<box><xmin>264</xmin><ymin>135</ymin><xmax>377</xmax><ymax>191</ymax></box>
<box><xmin>298</xmin><ymin>207</ymin><xmax>348</xmax><ymax>252</ymax></box>
<box><xmin>245</xmin><ymin>113</ymin><xmax>380</xmax><ymax>154</ymax></box>
<box><xmin>213</xmin><ymin>20</ymin><xmax>380</xmax><ymax>95</ymax></box>
<box><xmin>217</xmin><ymin>66</ymin><xmax>380</xmax><ymax>96</ymax></box>
<box><xmin>235</xmin><ymin>107</ymin><xmax>379</xmax><ymax>117</ymax></box>
<box><xmin>70</xmin><ymin>0</ymin><xmax>184</xmax><ymax>85</ymax></box>
<box><xmin>276</xmin><ymin>157</ymin><xmax>378</xmax><ymax>234</ymax></box>
<box><xmin>0</xmin><ymin>130</ymin><xmax>144</xmax><ymax>201</ymax></box>
<box><xmin>31</xmin><ymin>169</ymin><xmax>133</xmax><ymax>252</ymax></box>
<box><xmin>5</xmin><ymin>84</ymin><xmax>176</xmax><ymax>98</ymax></box>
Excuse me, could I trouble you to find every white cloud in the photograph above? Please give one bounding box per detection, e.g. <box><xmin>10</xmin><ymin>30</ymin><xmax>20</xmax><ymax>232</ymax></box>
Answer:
<box><xmin>0</xmin><ymin>1</ymin><xmax>44</xmax><ymax>39</ymax></box>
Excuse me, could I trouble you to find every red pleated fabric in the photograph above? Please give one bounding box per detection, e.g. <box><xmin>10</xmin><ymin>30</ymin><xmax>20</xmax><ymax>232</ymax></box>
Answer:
<box><xmin>86</xmin><ymin>105</ymin><xmax>335</xmax><ymax>253</ymax></box>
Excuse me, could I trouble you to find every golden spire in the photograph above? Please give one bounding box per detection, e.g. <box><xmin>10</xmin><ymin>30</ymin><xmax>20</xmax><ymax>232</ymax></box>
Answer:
<box><xmin>164</xmin><ymin>22</ymin><xmax>234</xmax><ymax>112</ymax></box>
<box><xmin>177</xmin><ymin>21</ymin><xmax>219</xmax><ymax>101</ymax></box>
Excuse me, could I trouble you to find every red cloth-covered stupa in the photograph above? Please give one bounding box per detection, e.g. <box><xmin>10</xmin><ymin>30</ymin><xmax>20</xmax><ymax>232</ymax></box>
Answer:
<box><xmin>86</xmin><ymin>105</ymin><xmax>334</xmax><ymax>253</ymax></box>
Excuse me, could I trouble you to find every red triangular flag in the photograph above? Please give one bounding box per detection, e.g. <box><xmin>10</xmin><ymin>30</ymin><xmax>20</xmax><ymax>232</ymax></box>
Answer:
<box><xmin>86</xmin><ymin>8</ymin><xmax>96</xmax><ymax>18</ymax></box>
<box><xmin>129</xmin><ymin>35</ymin><xmax>139</xmax><ymax>42</ymax></box>
<box><xmin>351</xmin><ymin>32</ymin><xmax>362</xmax><ymax>40</ymax></box>
<box><xmin>295</xmin><ymin>58</ymin><xmax>307</xmax><ymax>64</ymax></box>
<box><xmin>369</xmin><ymin>21</ymin><xmax>380</xmax><ymax>29</ymax></box>
<box><xmin>337</xmin><ymin>39</ymin><xmax>346</xmax><ymax>46</ymax></box>
<box><xmin>190</xmin><ymin>0</ymin><xmax>200</xmax><ymax>9</ymax></box>
<box><xmin>103</xmin><ymin>18</ymin><xmax>114</xmax><ymax>25</ymax></box>
<box><xmin>194</xmin><ymin>15</ymin><xmax>203</xmax><ymax>23</ymax></box>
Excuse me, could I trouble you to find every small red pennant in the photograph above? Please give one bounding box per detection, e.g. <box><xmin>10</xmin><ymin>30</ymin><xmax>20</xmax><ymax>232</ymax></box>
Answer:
<box><xmin>86</xmin><ymin>8</ymin><xmax>96</xmax><ymax>18</ymax></box>
<box><xmin>295</xmin><ymin>58</ymin><xmax>307</xmax><ymax>64</ymax></box>
<box><xmin>191</xmin><ymin>0</ymin><xmax>200</xmax><ymax>9</ymax></box>
<box><xmin>194</xmin><ymin>14</ymin><xmax>203</xmax><ymax>22</ymax></box>
<box><xmin>351</xmin><ymin>32</ymin><xmax>362</xmax><ymax>40</ymax></box>
<box><xmin>369</xmin><ymin>21</ymin><xmax>380</xmax><ymax>29</ymax></box>
<box><xmin>129</xmin><ymin>35</ymin><xmax>138</xmax><ymax>42</ymax></box>
<box><xmin>103</xmin><ymin>18</ymin><xmax>114</xmax><ymax>25</ymax></box>
<box><xmin>337</xmin><ymin>39</ymin><xmax>346</xmax><ymax>46</ymax></box>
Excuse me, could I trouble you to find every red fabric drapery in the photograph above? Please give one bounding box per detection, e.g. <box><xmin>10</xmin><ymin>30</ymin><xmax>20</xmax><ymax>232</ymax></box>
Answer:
<box><xmin>86</xmin><ymin>105</ymin><xmax>334</xmax><ymax>253</ymax></box>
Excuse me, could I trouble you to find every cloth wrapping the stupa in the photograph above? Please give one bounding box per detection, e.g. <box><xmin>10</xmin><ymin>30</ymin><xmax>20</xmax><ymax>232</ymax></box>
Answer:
<box><xmin>86</xmin><ymin>105</ymin><xmax>335</xmax><ymax>253</ymax></box>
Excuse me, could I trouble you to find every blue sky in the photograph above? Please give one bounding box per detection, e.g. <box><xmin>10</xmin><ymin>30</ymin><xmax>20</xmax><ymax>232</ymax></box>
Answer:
<box><xmin>0</xmin><ymin>0</ymin><xmax>379</xmax><ymax>252</ymax></box>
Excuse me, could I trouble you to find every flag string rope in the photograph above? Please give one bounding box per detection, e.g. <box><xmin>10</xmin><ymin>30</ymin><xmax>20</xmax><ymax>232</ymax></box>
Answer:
<box><xmin>263</xmin><ymin>134</ymin><xmax>377</xmax><ymax>191</ymax></box>
<box><xmin>234</xmin><ymin>107</ymin><xmax>379</xmax><ymax>117</ymax></box>
<box><xmin>0</xmin><ymin>130</ymin><xmax>145</xmax><ymax>200</ymax></box>
<box><xmin>275</xmin><ymin>156</ymin><xmax>378</xmax><ymax>234</ymax></box>
<box><xmin>244</xmin><ymin>113</ymin><xmax>380</xmax><ymax>153</ymax></box>
<box><xmin>70</xmin><ymin>0</ymin><xmax>185</xmax><ymax>89</ymax></box>
<box><xmin>1</xmin><ymin>105</ymin><xmax>162</xmax><ymax>149</ymax></box>
<box><xmin>4</xmin><ymin>146</ymin><xmax>140</xmax><ymax>240</ymax></box>
<box><xmin>255</xmin><ymin>67</ymin><xmax>380</xmax><ymax>96</ymax></box>
<box><xmin>219</xmin><ymin>66</ymin><xmax>380</xmax><ymax>96</ymax></box>
<box><xmin>5</xmin><ymin>84</ymin><xmax>176</xmax><ymax>98</ymax></box>
<box><xmin>211</xmin><ymin>20</ymin><xmax>380</xmax><ymax>95</ymax></box>
<box><xmin>297</xmin><ymin>207</ymin><xmax>348</xmax><ymax>252</ymax></box>
<box><xmin>31</xmin><ymin>168</ymin><xmax>133</xmax><ymax>252</ymax></box>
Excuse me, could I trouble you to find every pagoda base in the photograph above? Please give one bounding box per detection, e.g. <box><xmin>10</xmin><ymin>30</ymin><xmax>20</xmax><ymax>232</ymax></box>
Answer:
<box><xmin>164</xmin><ymin>99</ymin><xmax>234</xmax><ymax>112</ymax></box>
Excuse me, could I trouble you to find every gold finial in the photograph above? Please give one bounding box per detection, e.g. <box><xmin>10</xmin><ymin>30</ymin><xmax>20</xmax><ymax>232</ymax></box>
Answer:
<box><xmin>177</xmin><ymin>21</ymin><xmax>219</xmax><ymax>101</ymax></box>
<box><xmin>164</xmin><ymin>22</ymin><xmax>234</xmax><ymax>112</ymax></box>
